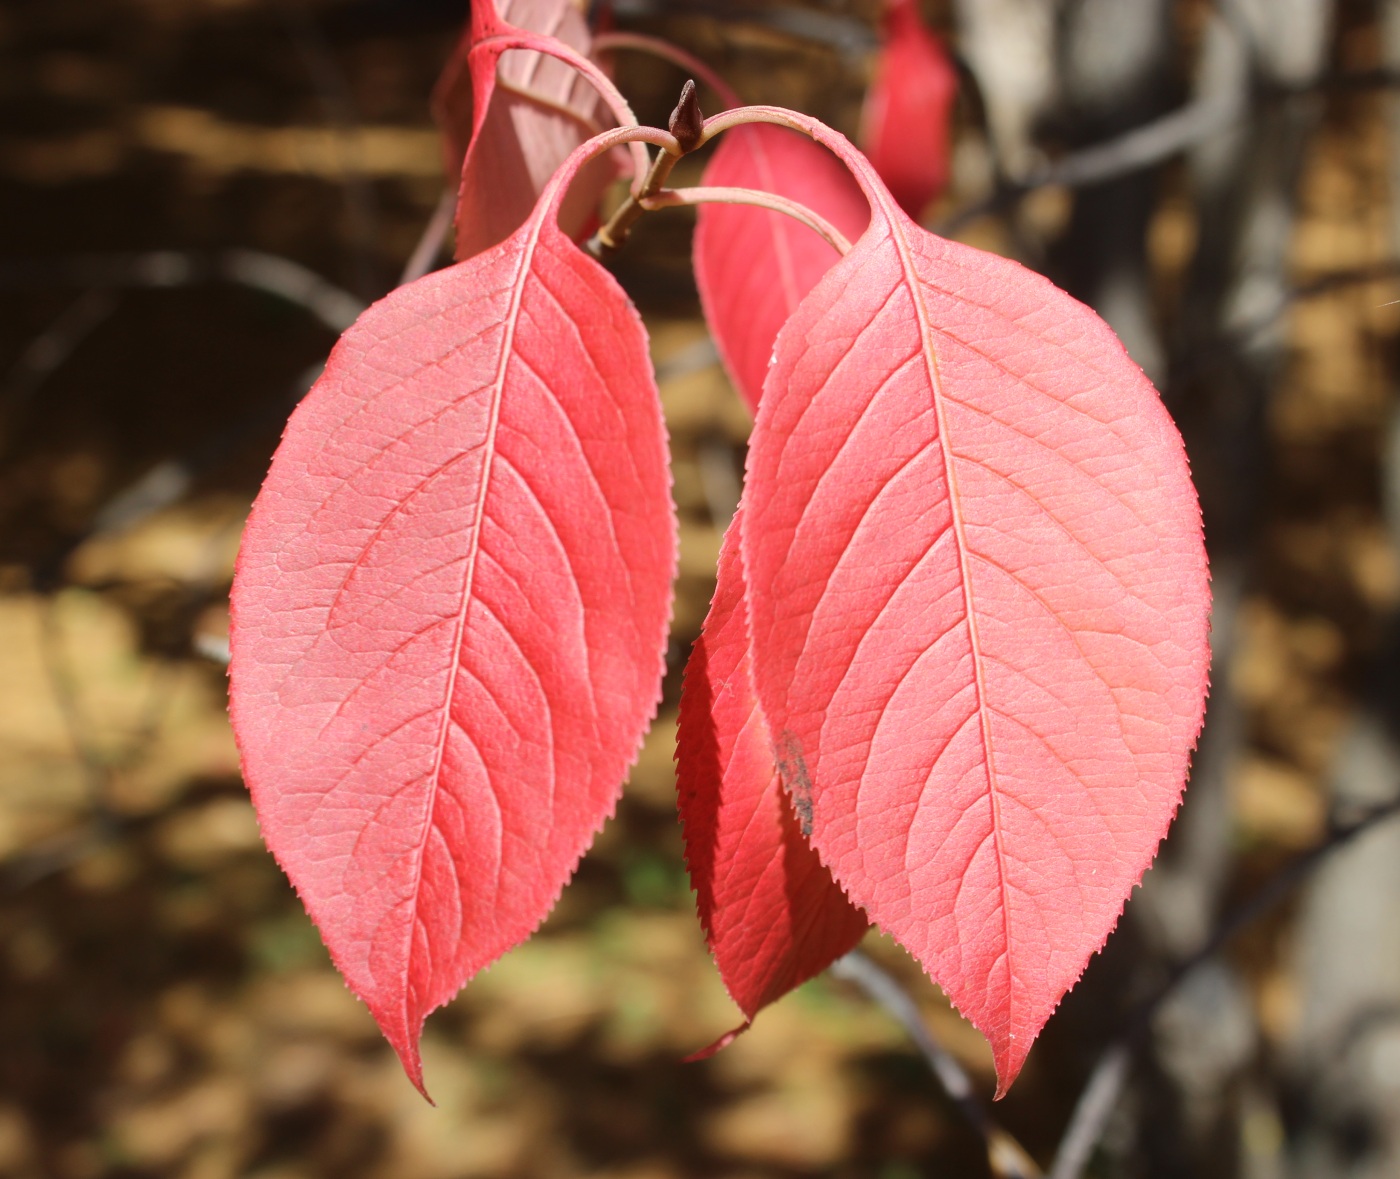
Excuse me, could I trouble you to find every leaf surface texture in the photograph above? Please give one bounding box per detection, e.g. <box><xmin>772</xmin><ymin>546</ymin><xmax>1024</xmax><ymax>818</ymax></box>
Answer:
<box><xmin>741</xmin><ymin>130</ymin><xmax>1210</xmax><ymax>1093</ymax></box>
<box><xmin>677</xmin><ymin>517</ymin><xmax>868</xmax><ymax>1050</ymax></box>
<box><xmin>229</xmin><ymin>158</ymin><xmax>675</xmax><ymax>1093</ymax></box>
<box><xmin>694</xmin><ymin>124</ymin><xmax>870</xmax><ymax>413</ymax></box>
<box><xmin>435</xmin><ymin>0</ymin><xmax>616</xmax><ymax>261</ymax></box>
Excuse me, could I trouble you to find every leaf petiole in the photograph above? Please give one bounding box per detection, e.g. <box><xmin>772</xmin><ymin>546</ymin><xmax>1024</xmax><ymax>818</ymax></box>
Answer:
<box><xmin>643</xmin><ymin>186</ymin><xmax>853</xmax><ymax>255</ymax></box>
<box><xmin>473</xmin><ymin>32</ymin><xmax>651</xmax><ymax>185</ymax></box>
<box><xmin>698</xmin><ymin>103</ymin><xmax>822</xmax><ymax>149</ymax></box>
<box><xmin>590</xmin><ymin>31</ymin><xmax>744</xmax><ymax>110</ymax></box>
<box><xmin>584</xmin><ymin>88</ymin><xmax>855</xmax><ymax>260</ymax></box>
<box><xmin>586</xmin><ymin>81</ymin><xmax>702</xmax><ymax>258</ymax></box>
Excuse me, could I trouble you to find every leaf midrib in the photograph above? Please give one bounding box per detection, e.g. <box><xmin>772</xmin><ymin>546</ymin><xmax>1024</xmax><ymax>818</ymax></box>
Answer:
<box><xmin>402</xmin><ymin>217</ymin><xmax>547</xmax><ymax>1032</ymax></box>
<box><xmin>881</xmin><ymin>203</ymin><xmax>1016</xmax><ymax>1016</ymax></box>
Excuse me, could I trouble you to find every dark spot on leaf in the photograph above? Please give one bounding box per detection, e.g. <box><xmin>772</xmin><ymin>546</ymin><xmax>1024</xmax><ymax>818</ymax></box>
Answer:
<box><xmin>777</xmin><ymin>731</ymin><xmax>814</xmax><ymax>837</ymax></box>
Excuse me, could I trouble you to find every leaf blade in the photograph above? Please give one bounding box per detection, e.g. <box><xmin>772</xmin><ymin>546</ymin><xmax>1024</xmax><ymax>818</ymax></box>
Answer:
<box><xmin>677</xmin><ymin>516</ymin><xmax>868</xmax><ymax>1046</ymax></box>
<box><xmin>860</xmin><ymin>0</ymin><xmax>958</xmax><ymax>218</ymax></box>
<box><xmin>229</xmin><ymin>159</ymin><xmax>676</xmax><ymax>1093</ymax></box>
<box><xmin>741</xmin><ymin>154</ymin><xmax>1209</xmax><ymax>1095</ymax></box>
<box><xmin>434</xmin><ymin>0</ymin><xmax>617</xmax><ymax>261</ymax></box>
<box><xmin>694</xmin><ymin>124</ymin><xmax>870</xmax><ymax>413</ymax></box>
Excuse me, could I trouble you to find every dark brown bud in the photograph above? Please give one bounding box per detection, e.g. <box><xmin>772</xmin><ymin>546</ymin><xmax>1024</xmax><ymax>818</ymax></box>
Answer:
<box><xmin>668</xmin><ymin>80</ymin><xmax>704</xmax><ymax>154</ymax></box>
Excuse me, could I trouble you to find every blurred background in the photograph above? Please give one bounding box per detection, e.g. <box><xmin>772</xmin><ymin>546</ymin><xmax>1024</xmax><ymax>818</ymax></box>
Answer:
<box><xmin>1</xmin><ymin>0</ymin><xmax>1399</xmax><ymax>1176</ymax></box>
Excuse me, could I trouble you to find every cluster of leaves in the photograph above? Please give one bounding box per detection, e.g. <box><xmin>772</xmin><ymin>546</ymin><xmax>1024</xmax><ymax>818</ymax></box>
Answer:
<box><xmin>227</xmin><ymin>0</ymin><xmax>1210</xmax><ymax>1102</ymax></box>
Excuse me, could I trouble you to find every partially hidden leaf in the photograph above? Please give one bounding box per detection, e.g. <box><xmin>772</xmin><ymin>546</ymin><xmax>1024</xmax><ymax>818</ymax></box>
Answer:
<box><xmin>677</xmin><ymin>514</ymin><xmax>868</xmax><ymax>1054</ymax></box>
<box><xmin>859</xmin><ymin>0</ymin><xmax>958</xmax><ymax>219</ymax></box>
<box><xmin>228</xmin><ymin>134</ymin><xmax>676</xmax><ymax>1096</ymax></box>
<box><xmin>433</xmin><ymin>0</ymin><xmax>618</xmax><ymax>261</ymax></box>
<box><xmin>740</xmin><ymin>117</ymin><xmax>1210</xmax><ymax>1096</ymax></box>
<box><xmin>694</xmin><ymin>124</ymin><xmax>870</xmax><ymax>414</ymax></box>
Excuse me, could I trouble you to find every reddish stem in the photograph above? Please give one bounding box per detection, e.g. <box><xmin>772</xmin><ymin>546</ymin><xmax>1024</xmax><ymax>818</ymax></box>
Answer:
<box><xmin>590</xmin><ymin>31</ymin><xmax>744</xmax><ymax>110</ymax></box>
<box><xmin>643</xmin><ymin>186</ymin><xmax>854</xmax><ymax>255</ymax></box>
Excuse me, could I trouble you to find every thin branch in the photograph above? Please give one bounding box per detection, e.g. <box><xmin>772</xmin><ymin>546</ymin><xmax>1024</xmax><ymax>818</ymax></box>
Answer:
<box><xmin>936</xmin><ymin>92</ymin><xmax>1243</xmax><ymax>236</ymax></box>
<box><xmin>1048</xmin><ymin>798</ymin><xmax>1400</xmax><ymax>1179</ymax></box>
<box><xmin>38</xmin><ymin>594</ymin><xmax>110</xmax><ymax>809</ymax></box>
<box><xmin>219</xmin><ymin>250</ymin><xmax>363</xmax><ymax>331</ymax></box>
<box><xmin>696</xmin><ymin>440</ymin><xmax>742</xmax><ymax>530</ymax></box>
<box><xmin>1046</xmin><ymin>96</ymin><xmax>1244</xmax><ymax>189</ymax></box>
<box><xmin>0</xmin><ymin>250</ymin><xmax>364</xmax><ymax>333</ymax></box>
<box><xmin>1168</xmin><ymin>260</ymin><xmax>1400</xmax><ymax>388</ymax></box>
<box><xmin>586</xmin><ymin>82</ymin><xmax>702</xmax><ymax>257</ymax></box>
<box><xmin>831</xmin><ymin>951</ymin><xmax>1041</xmax><ymax>1179</ymax></box>
<box><xmin>277</xmin><ymin>0</ymin><xmax>381</xmax><ymax>297</ymax></box>
<box><xmin>607</xmin><ymin>1</ymin><xmax>877</xmax><ymax>57</ymax></box>
<box><xmin>1045</xmin><ymin>1045</ymin><xmax>1131</xmax><ymax>1179</ymax></box>
<box><xmin>938</xmin><ymin>68</ymin><xmax>1400</xmax><ymax>238</ymax></box>
<box><xmin>653</xmin><ymin>336</ymin><xmax>720</xmax><ymax>385</ymax></box>
<box><xmin>399</xmin><ymin>189</ymin><xmax>458</xmax><ymax>285</ymax></box>
<box><xmin>0</xmin><ymin>289</ymin><xmax>118</xmax><ymax>429</ymax></box>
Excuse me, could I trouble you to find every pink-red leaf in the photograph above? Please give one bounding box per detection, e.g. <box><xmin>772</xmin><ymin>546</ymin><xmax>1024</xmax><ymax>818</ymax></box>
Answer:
<box><xmin>677</xmin><ymin>515</ymin><xmax>868</xmax><ymax>1051</ymax></box>
<box><xmin>740</xmin><ymin>120</ymin><xmax>1209</xmax><ymax>1096</ymax></box>
<box><xmin>859</xmin><ymin>0</ymin><xmax>958</xmax><ymax>218</ymax></box>
<box><xmin>694</xmin><ymin>124</ymin><xmax>870</xmax><ymax>414</ymax></box>
<box><xmin>434</xmin><ymin>0</ymin><xmax>617</xmax><ymax>261</ymax></box>
<box><xmin>228</xmin><ymin>141</ymin><xmax>676</xmax><ymax>1096</ymax></box>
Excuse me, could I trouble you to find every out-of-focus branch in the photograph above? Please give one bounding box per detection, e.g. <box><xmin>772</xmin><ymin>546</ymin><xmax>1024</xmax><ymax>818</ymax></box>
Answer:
<box><xmin>1170</xmin><ymin>259</ymin><xmax>1400</xmax><ymax>387</ymax></box>
<box><xmin>399</xmin><ymin>189</ymin><xmax>457</xmax><ymax>285</ymax></box>
<box><xmin>277</xmin><ymin>0</ymin><xmax>381</xmax><ymax>297</ymax></box>
<box><xmin>0</xmin><ymin>251</ymin><xmax>360</xmax><ymax>536</ymax></box>
<box><xmin>607</xmin><ymin>1</ymin><xmax>877</xmax><ymax>56</ymax></box>
<box><xmin>1048</xmin><ymin>798</ymin><xmax>1400</xmax><ymax>1179</ymax></box>
<box><xmin>0</xmin><ymin>250</ymin><xmax>362</xmax><ymax>333</ymax></box>
<box><xmin>939</xmin><ymin>69</ymin><xmax>1400</xmax><ymax>238</ymax></box>
<box><xmin>0</xmin><ymin>290</ymin><xmax>118</xmax><ymax>428</ymax></box>
<box><xmin>831</xmin><ymin>950</ymin><xmax>1041</xmax><ymax>1179</ymax></box>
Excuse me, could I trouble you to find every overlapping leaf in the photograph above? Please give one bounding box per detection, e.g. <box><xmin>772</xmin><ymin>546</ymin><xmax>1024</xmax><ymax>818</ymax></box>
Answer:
<box><xmin>677</xmin><ymin>516</ymin><xmax>868</xmax><ymax>1052</ymax></box>
<box><xmin>740</xmin><ymin>119</ymin><xmax>1210</xmax><ymax>1095</ymax></box>
<box><xmin>228</xmin><ymin>138</ymin><xmax>676</xmax><ymax>1094</ymax></box>
<box><xmin>859</xmin><ymin>0</ymin><xmax>958</xmax><ymax>218</ymax></box>
<box><xmin>433</xmin><ymin>0</ymin><xmax>618</xmax><ymax>261</ymax></box>
<box><xmin>694</xmin><ymin>124</ymin><xmax>870</xmax><ymax>413</ymax></box>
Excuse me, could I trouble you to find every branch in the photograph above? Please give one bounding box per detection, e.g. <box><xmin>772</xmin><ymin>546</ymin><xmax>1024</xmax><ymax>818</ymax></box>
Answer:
<box><xmin>936</xmin><ymin>92</ymin><xmax>1243</xmax><ymax>236</ymax></box>
<box><xmin>830</xmin><ymin>951</ymin><xmax>1041</xmax><ymax>1179</ymax></box>
<box><xmin>1168</xmin><ymin>260</ymin><xmax>1400</xmax><ymax>388</ymax></box>
<box><xmin>586</xmin><ymin>82</ymin><xmax>702</xmax><ymax>258</ymax></box>
<box><xmin>0</xmin><ymin>289</ymin><xmax>118</xmax><ymax>431</ymax></box>
<box><xmin>606</xmin><ymin>1</ymin><xmax>877</xmax><ymax>57</ymax></box>
<box><xmin>399</xmin><ymin>189</ymin><xmax>457</xmax><ymax>285</ymax></box>
<box><xmin>1047</xmin><ymin>798</ymin><xmax>1400</xmax><ymax>1179</ymax></box>
<box><xmin>0</xmin><ymin>250</ymin><xmax>363</xmax><ymax>333</ymax></box>
<box><xmin>277</xmin><ymin>0</ymin><xmax>381</xmax><ymax>297</ymax></box>
<box><xmin>938</xmin><ymin>69</ymin><xmax>1400</xmax><ymax>237</ymax></box>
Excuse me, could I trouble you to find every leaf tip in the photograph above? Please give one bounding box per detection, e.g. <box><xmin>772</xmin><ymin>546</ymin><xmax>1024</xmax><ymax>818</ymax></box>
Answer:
<box><xmin>990</xmin><ymin>1036</ymin><xmax>1031</xmax><ymax>1101</ymax></box>
<box><xmin>684</xmin><ymin>1019</ymin><xmax>752</xmax><ymax>1062</ymax></box>
<box><xmin>385</xmin><ymin>1026</ymin><xmax>435</xmax><ymax>1104</ymax></box>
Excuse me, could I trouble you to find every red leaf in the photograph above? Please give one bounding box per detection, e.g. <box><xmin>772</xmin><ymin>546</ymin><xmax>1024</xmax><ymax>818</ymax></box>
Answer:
<box><xmin>433</xmin><ymin>0</ymin><xmax>618</xmax><ymax>261</ymax></box>
<box><xmin>228</xmin><ymin>140</ymin><xmax>676</xmax><ymax>1095</ymax></box>
<box><xmin>740</xmin><ymin>123</ymin><xmax>1209</xmax><ymax>1096</ymax></box>
<box><xmin>859</xmin><ymin>0</ymin><xmax>958</xmax><ymax>218</ymax></box>
<box><xmin>677</xmin><ymin>516</ymin><xmax>868</xmax><ymax>1051</ymax></box>
<box><xmin>694</xmin><ymin>124</ymin><xmax>871</xmax><ymax>414</ymax></box>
